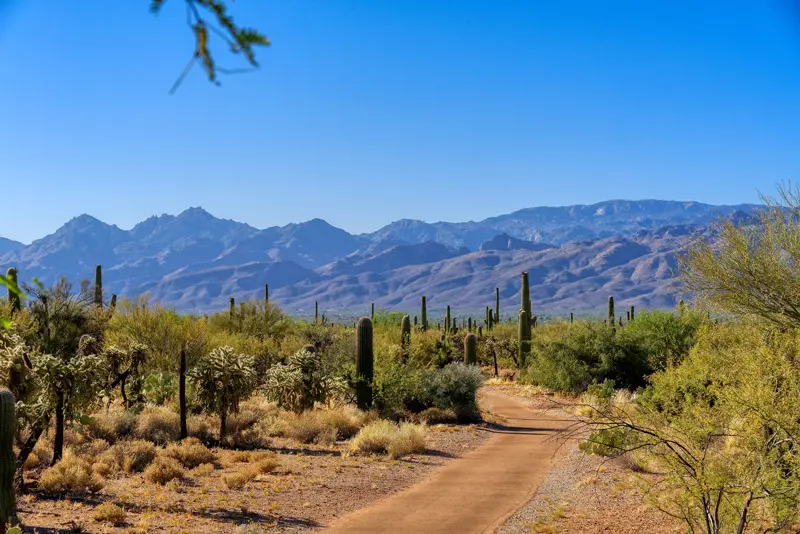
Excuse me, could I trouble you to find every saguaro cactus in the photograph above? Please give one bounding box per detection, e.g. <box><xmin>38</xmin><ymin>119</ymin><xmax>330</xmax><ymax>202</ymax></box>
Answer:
<box><xmin>467</xmin><ymin>317</ymin><xmax>472</xmax><ymax>332</ymax></box>
<box><xmin>355</xmin><ymin>318</ymin><xmax>374</xmax><ymax>410</ymax></box>
<box><xmin>5</xmin><ymin>268</ymin><xmax>19</xmax><ymax>314</ymax></box>
<box><xmin>495</xmin><ymin>287</ymin><xmax>500</xmax><ymax>324</ymax></box>
<box><xmin>400</xmin><ymin>315</ymin><xmax>411</xmax><ymax>358</ymax></box>
<box><xmin>464</xmin><ymin>333</ymin><xmax>477</xmax><ymax>365</ymax></box>
<box><xmin>445</xmin><ymin>305</ymin><xmax>451</xmax><ymax>336</ymax></box>
<box><xmin>315</xmin><ymin>301</ymin><xmax>319</xmax><ymax>324</ymax></box>
<box><xmin>521</xmin><ymin>272</ymin><xmax>531</xmax><ymax>324</ymax></box>
<box><xmin>570</xmin><ymin>312</ymin><xmax>574</xmax><ymax>324</ymax></box>
<box><xmin>488</xmin><ymin>309</ymin><xmax>494</xmax><ymax>330</ymax></box>
<box><xmin>94</xmin><ymin>264</ymin><xmax>103</xmax><ymax>308</ymax></box>
<box><xmin>179</xmin><ymin>348</ymin><xmax>188</xmax><ymax>440</ymax></box>
<box><xmin>607</xmin><ymin>296</ymin><xmax>615</xmax><ymax>326</ymax></box>
<box><xmin>518</xmin><ymin>310</ymin><xmax>531</xmax><ymax>368</ymax></box>
<box><xmin>229</xmin><ymin>297</ymin><xmax>235</xmax><ymax>319</ymax></box>
<box><xmin>630</xmin><ymin>305</ymin><xmax>635</xmax><ymax>322</ymax></box>
<box><xmin>109</xmin><ymin>294</ymin><xmax>117</xmax><ymax>315</ymax></box>
<box><xmin>421</xmin><ymin>296</ymin><xmax>427</xmax><ymax>331</ymax></box>
<box><xmin>0</xmin><ymin>389</ymin><xmax>17</xmax><ymax>529</ymax></box>
<box><xmin>265</xmin><ymin>284</ymin><xmax>269</xmax><ymax>306</ymax></box>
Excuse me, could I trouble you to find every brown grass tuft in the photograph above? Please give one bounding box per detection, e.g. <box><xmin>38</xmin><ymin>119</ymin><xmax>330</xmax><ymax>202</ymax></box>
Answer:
<box><xmin>39</xmin><ymin>452</ymin><xmax>104</xmax><ymax>494</ymax></box>
<box><xmin>92</xmin><ymin>502</ymin><xmax>127</xmax><ymax>526</ymax></box>
<box><xmin>134</xmin><ymin>405</ymin><xmax>180</xmax><ymax>444</ymax></box>
<box><xmin>162</xmin><ymin>437</ymin><xmax>216</xmax><ymax>468</ymax></box>
<box><xmin>143</xmin><ymin>456</ymin><xmax>185</xmax><ymax>485</ymax></box>
<box><xmin>223</xmin><ymin>466</ymin><xmax>259</xmax><ymax>490</ymax></box>
<box><xmin>351</xmin><ymin>421</ymin><xmax>426</xmax><ymax>459</ymax></box>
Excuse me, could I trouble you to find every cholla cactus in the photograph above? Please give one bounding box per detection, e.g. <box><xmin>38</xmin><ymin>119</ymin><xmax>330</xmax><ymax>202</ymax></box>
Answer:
<box><xmin>263</xmin><ymin>348</ymin><xmax>345</xmax><ymax>414</ymax></box>
<box><xmin>189</xmin><ymin>346</ymin><xmax>255</xmax><ymax>439</ymax></box>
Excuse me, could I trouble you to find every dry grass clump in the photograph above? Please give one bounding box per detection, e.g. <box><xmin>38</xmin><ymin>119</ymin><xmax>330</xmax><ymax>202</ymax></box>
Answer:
<box><xmin>162</xmin><ymin>437</ymin><xmax>216</xmax><ymax>468</ymax></box>
<box><xmin>224</xmin><ymin>425</ymin><xmax>271</xmax><ymax>450</ymax></box>
<box><xmin>23</xmin><ymin>452</ymin><xmax>41</xmax><ymax>470</ymax></box>
<box><xmin>39</xmin><ymin>452</ymin><xmax>104</xmax><ymax>494</ymax></box>
<box><xmin>92</xmin><ymin>445</ymin><xmax>124</xmax><ymax>478</ymax></box>
<box><xmin>134</xmin><ymin>405</ymin><xmax>180</xmax><ymax>444</ymax></box>
<box><xmin>92</xmin><ymin>502</ymin><xmax>127</xmax><ymax>526</ymax></box>
<box><xmin>188</xmin><ymin>414</ymin><xmax>217</xmax><ymax>443</ymax></box>
<box><xmin>143</xmin><ymin>456</ymin><xmax>185</xmax><ymax>485</ymax></box>
<box><xmin>86</xmin><ymin>409</ymin><xmax>137</xmax><ymax>443</ymax></box>
<box><xmin>415</xmin><ymin>407</ymin><xmax>459</xmax><ymax>425</ymax></box>
<box><xmin>351</xmin><ymin>421</ymin><xmax>427</xmax><ymax>459</ymax></box>
<box><xmin>284</xmin><ymin>406</ymin><xmax>374</xmax><ymax>445</ymax></box>
<box><xmin>123</xmin><ymin>440</ymin><xmax>157</xmax><ymax>472</ymax></box>
<box><xmin>223</xmin><ymin>466</ymin><xmax>259</xmax><ymax>490</ymax></box>
<box><xmin>191</xmin><ymin>463</ymin><xmax>215</xmax><ymax>477</ymax></box>
<box><xmin>256</xmin><ymin>456</ymin><xmax>279</xmax><ymax>474</ymax></box>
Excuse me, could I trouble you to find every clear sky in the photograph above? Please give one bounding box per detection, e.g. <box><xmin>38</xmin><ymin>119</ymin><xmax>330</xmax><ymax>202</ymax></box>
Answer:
<box><xmin>1</xmin><ymin>1</ymin><xmax>799</xmax><ymax>244</ymax></box>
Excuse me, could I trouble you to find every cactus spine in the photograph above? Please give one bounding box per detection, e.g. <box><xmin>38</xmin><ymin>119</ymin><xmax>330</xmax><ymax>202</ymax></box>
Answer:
<box><xmin>518</xmin><ymin>310</ymin><xmax>531</xmax><ymax>368</ymax></box>
<box><xmin>421</xmin><ymin>296</ymin><xmax>427</xmax><ymax>331</ymax></box>
<box><xmin>608</xmin><ymin>296</ymin><xmax>615</xmax><ymax>329</ymax></box>
<box><xmin>521</xmin><ymin>272</ymin><xmax>531</xmax><ymax>325</ymax></box>
<box><xmin>464</xmin><ymin>333</ymin><xmax>477</xmax><ymax>365</ymax></box>
<box><xmin>400</xmin><ymin>315</ymin><xmax>411</xmax><ymax>360</ymax></box>
<box><xmin>94</xmin><ymin>264</ymin><xmax>103</xmax><ymax>308</ymax></box>
<box><xmin>495</xmin><ymin>287</ymin><xmax>500</xmax><ymax>324</ymax></box>
<box><xmin>5</xmin><ymin>268</ymin><xmax>19</xmax><ymax>314</ymax></box>
<box><xmin>355</xmin><ymin>318</ymin><xmax>374</xmax><ymax>410</ymax></box>
<box><xmin>0</xmin><ymin>389</ymin><xmax>17</xmax><ymax>529</ymax></box>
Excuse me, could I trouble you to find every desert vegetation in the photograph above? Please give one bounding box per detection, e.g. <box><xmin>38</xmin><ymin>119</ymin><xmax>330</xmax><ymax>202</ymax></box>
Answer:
<box><xmin>1</xmin><ymin>188</ymin><xmax>799</xmax><ymax>533</ymax></box>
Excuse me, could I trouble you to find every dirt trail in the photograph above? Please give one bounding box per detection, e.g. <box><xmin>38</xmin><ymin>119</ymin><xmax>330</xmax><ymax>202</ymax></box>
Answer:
<box><xmin>324</xmin><ymin>388</ymin><xmax>572</xmax><ymax>534</ymax></box>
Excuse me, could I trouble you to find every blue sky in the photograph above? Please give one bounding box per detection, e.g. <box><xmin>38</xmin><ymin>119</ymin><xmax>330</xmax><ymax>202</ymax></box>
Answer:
<box><xmin>1</xmin><ymin>0</ymin><xmax>799</xmax><ymax>243</ymax></box>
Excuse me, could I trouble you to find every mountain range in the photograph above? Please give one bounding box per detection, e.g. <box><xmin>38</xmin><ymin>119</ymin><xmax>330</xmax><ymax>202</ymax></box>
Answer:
<box><xmin>0</xmin><ymin>200</ymin><xmax>756</xmax><ymax>317</ymax></box>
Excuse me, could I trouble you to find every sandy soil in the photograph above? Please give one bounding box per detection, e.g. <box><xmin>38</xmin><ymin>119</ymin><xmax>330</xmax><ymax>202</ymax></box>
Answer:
<box><xmin>18</xmin><ymin>424</ymin><xmax>490</xmax><ymax>533</ymax></box>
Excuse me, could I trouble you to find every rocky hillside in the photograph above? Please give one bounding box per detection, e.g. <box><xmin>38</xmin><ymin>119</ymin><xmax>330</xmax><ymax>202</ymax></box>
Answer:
<box><xmin>0</xmin><ymin>201</ymin><xmax>745</xmax><ymax>315</ymax></box>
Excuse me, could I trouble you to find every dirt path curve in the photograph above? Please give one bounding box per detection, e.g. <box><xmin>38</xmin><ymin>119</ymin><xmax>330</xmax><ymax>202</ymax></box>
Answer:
<box><xmin>324</xmin><ymin>388</ymin><xmax>573</xmax><ymax>534</ymax></box>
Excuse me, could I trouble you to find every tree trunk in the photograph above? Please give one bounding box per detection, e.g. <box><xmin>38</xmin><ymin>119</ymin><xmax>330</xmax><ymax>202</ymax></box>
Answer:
<box><xmin>15</xmin><ymin>420</ymin><xmax>46</xmax><ymax>493</ymax></box>
<box><xmin>219</xmin><ymin>409</ymin><xmax>227</xmax><ymax>442</ymax></box>
<box><xmin>51</xmin><ymin>392</ymin><xmax>64</xmax><ymax>465</ymax></box>
<box><xmin>179</xmin><ymin>348</ymin><xmax>188</xmax><ymax>440</ymax></box>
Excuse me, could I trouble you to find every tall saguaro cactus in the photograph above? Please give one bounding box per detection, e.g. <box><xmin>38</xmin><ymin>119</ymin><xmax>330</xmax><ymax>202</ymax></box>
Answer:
<box><xmin>229</xmin><ymin>297</ymin><xmax>235</xmax><ymax>319</ymax></box>
<box><xmin>109</xmin><ymin>294</ymin><xmax>117</xmax><ymax>316</ymax></box>
<box><xmin>265</xmin><ymin>284</ymin><xmax>269</xmax><ymax>306</ymax></box>
<box><xmin>521</xmin><ymin>272</ymin><xmax>531</xmax><ymax>324</ymax></box>
<box><xmin>179</xmin><ymin>348</ymin><xmax>188</xmax><ymax>440</ymax></box>
<box><xmin>518</xmin><ymin>310</ymin><xmax>531</xmax><ymax>368</ymax></box>
<box><xmin>421</xmin><ymin>296</ymin><xmax>428</xmax><ymax>331</ymax></box>
<box><xmin>0</xmin><ymin>389</ymin><xmax>17</xmax><ymax>530</ymax></box>
<box><xmin>5</xmin><ymin>268</ymin><xmax>19</xmax><ymax>314</ymax></box>
<box><xmin>94</xmin><ymin>264</ymin><xmax>103</xmax><ymax>308</ymax></box>
<box><xmin>355</xmin><ymin>318</ymin><xmax>374</xmax><ymax>410</ymax></box>
<box><xmin>495</xmin><ymin>287</ymin><xmax>500</xmax><ymax>324</ymax></box>
<box><xmin>630</xmin><ymin>305</ymin><xmax>635</xmax><ymax>322</ymax></box>
<box><xmin>315</xmin><ymin>301</ymin><xmax>319</xmax><ymax>324</ymax></box>
<box><xmin>445</xmin><ymin>305</ymin><xmax>451</xmax><ymax>336</ymax></box>
<box><xmin>464</xmin><ymin>333</ymin><xmax>477</xmax><ymax>365</ymax></box>
<box><xmin>400</xmin><ymin>315</ymin><xmax>411</xmax><ymax>359</ymax></box>
<box><xmin>607</xmin><ymin>296</ymin><xmax>615</xmax><ymax>329</ymax></box>
<box><xmin>488</xmin><ymin>309</ymin><xmax>494</xmax><ymax>330</ymax></box>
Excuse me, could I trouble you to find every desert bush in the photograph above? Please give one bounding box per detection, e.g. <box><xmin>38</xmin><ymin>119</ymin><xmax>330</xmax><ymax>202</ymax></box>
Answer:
<box><xmin>428</xmin><ymin>362</ymin><xmax>482</xmax><ymax>420</ymax></box>
<box><xmin>415</xmin><ymin>407</ymin><xmax>458</xmax><ymax>425</ymax></box>
<box><xmin>123</xmin><ymin>440</ymin><xmax>156</xmax><ymax>472</ymax></box>
<box><xmin>163</xmin><ymin>437</ymin><xmax>216</xmax><ymax>468</ymax></box>
<box><xmin>38</xmin><ymin>452</ymin><xmax>104</xmax><ymax>494</ymax></box>
<box><xmin>92</xmin><ymin>502</ymin><xmax>127</xmax><ymax>526</ymax></box>
<box><xmin>263</xmin><ymin>348</ymin><xmax>346</xmax><ymax>413</ymax></box>
<box><xmin>256</xmin><ymin>456</ymin><xmax>279</xmax><ymax>474</ymax></box>
<box><xmin>189</xmin><ymin>345</ymin><xmax>256</xmax><ymax>440</ymax></box>
<box><xmin>142</xmin><ymin>371</ymin><xmax>176</xmax><ymax>405</ymax></box>
<box><xmin>617</xmin><ymin>310</ymin><xmax>704</xmax><ymax>370</ymax></box>
<box><xmin>351</xmin><ymin>420</ymin><xmax>426</xmax><ymax>459</ymax></box>
<box><xmin>86</xmin><ymin>408</ymin><xmax>137</xmax><ymax>443</ymax></box>
<box><xmin>144</xmin><ymin>456</ymin><xmax>185</xmax><ymax>485</ymax></box>
<box><xmin>223</xmin><ymin>466</ymin><xmax>259</xmax><ymax>490</ymax></box>
<box><xmin>134</xmin><ymin>405</ymin><xmax>180</xmax><ymax>444</ymax></box>
<box><xmin>191</xmin><ymin>463</ymin><xmax>215</xmax><ymax>477</ymax></box>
